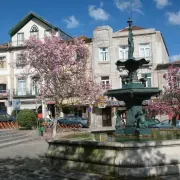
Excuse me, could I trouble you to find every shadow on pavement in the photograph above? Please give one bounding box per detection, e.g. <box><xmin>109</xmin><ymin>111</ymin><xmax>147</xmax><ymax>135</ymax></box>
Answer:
<box><xmin>0</xmin><ymin>156</ymin><xmax>102</xmax><ymax>180</ymax></box>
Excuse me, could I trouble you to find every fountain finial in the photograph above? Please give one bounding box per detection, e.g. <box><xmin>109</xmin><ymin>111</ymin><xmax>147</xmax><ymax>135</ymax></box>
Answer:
<box><xmin>127</xmin><ymin>17</ymin><xmax>134</xmax><ymax>59</ymax></box>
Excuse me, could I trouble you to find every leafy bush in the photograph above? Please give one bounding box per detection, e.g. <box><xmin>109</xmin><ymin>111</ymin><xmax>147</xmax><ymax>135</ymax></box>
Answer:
<box><xmin>17</xmin><ymin>109</ymin><xmax>37</xmax><ymax>128</ymax></box>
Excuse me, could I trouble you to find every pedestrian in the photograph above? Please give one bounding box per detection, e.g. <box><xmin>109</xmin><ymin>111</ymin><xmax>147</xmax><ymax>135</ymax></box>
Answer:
<box><xmin>40</xmin><ymin>121</ymin><xmax>45</xmax><ymax>137</ymax></box>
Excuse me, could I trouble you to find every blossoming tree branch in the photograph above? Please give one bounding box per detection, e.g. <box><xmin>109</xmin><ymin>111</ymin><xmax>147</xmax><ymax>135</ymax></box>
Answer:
<box><xmin>147</xmin><ymin>65</ymin><xmax>180</xmax><ymax>126</ymax></box>
<box><xmin>22</xmin><ymin>36</ymin><xmax>108</xmax><ymax>137</ymax></box>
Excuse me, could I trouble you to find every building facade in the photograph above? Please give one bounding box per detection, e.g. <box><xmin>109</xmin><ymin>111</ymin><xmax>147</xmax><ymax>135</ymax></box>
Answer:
<box><xmin>0</xmin><ymin>12</ymin><xmax>72</xmax><ymax>116</ymax></box>
<box><xmin>90</xmin><ymin>25</ymin><xmax>169</xmax><ymax>128</ymax></box>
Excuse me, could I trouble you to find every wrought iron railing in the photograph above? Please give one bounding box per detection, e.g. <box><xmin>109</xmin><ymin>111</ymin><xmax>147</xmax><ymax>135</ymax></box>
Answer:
<box><xmin>0</xmin><ymin>90</ymin><xmax>8</xmax><ymax>97</ymax></box>
<box><xmin>13</xmin><ymin>89</ymin><xmax>40</xmax><ymax>96</ymax></box>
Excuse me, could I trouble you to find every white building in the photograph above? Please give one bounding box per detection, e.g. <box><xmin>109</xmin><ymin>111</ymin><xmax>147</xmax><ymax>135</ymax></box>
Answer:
<box><xmin>0</xmin><ymin>12</ymin><xmax>72</xmax><ymax>116</ymax></box>
<box><xmin>90</xmin><ymin>24</ymin><xmax>169</xmax><ymax>128</ymax></box>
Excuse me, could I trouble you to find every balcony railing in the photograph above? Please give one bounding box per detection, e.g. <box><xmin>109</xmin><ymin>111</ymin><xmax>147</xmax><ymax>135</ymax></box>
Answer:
<box><xmin>0</xmin><ymin>90</ymin><xmax>8</xmax><ymax>98</ymax></box>
<box><xmin>13</xmin><ymin>89</ymin><xmax>40</xmax><ymax>97</ymax></box>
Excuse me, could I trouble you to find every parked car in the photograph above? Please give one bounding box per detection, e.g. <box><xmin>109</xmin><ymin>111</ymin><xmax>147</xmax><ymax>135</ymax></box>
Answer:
<box><xmin>146</xmin><ymin>118</ymin><xmax>160</xmax><ymax>127</ymax></box>
<box><xmin>57</xmin><ymin>116</ymin><xmax>88</xmax><ymax>128</ymax></box>
<box><xmin>0</xmin><ymin>114</ymin><xmax>16</xmax><ymax>122</ymax></box>
<box><xmin>151</xmin><ymin>120</ymin><xmax>180</xmax><ymax>128</ymax></box>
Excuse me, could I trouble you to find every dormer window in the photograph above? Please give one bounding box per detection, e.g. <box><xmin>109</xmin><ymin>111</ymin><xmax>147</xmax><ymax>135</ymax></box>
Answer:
<box><xmin>17</xmin><ymin>33</ymin><xmax>24</xmax><ymax>46</ymax></box>
<box><xmin>44</xmin><ymin>29</ymin><xmax>52</xmax><ymax>37</ymax></box>
<box><xmin>30</xmin><ymin>25</ymin><xmax>39</xmax><ymax>39</ymax></box>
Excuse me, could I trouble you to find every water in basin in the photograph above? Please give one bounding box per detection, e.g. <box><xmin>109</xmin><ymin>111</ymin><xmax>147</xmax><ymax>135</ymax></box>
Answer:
<box><xmin>61</xmin><ymin>129</ymin><xmax>180</xmax><ymax>142</ymax></box>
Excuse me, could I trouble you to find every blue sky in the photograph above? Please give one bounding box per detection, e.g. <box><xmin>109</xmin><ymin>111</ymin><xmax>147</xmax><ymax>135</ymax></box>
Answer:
<box><xmin>0</xmin><ymin>0</ymin><xmax>180</xmax><ymax>61</ymax></box>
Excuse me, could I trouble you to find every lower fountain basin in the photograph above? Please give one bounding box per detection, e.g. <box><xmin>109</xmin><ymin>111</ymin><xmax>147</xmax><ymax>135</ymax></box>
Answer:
<box><xmin>45</xmin><ymin>130</ymin><xmax>180</xmax><ymax>178</ymax></box>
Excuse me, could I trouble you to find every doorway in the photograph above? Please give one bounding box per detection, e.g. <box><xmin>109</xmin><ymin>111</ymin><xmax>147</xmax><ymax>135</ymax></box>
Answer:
<box><xmin>47</xmin><ymin>104</ymin><xmax>55</xmax><ymax>118</ymax></box>
<box><xmin>102</xmin><ymin>107</ymin><xmax>112</xmax><ymax>126</ymax></box>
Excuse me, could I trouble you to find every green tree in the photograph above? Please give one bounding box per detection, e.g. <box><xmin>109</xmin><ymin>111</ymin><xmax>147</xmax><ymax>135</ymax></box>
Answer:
<box><xmin>17</xmin><ymin>109</ymin><xmax>37</xmax><ymax>128</ymax></box>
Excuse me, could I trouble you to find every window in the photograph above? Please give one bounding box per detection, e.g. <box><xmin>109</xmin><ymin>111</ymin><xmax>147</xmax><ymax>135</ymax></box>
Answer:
<box><xmin>17</xmin><ymin>79</ymin><xmax>26</xmax><ymax>95</ymax></box>
<box><xmin>0</xmin><ymin>84</ymin><xmax>6</xmax><ymax>90</ymax></box>
<box><xmin>119</xmin><ymin>46</ymin><xmax>128</xmax><ymax>60</ymax></box>
<box><xmin>44</xmin><ymin>29</ymin><xmax>52</xmax><ymax>37</ymax></box>
<box><xmin>17</xmin><ymin>33</ymin><xmax>24</xmax><ymax>46</ymax></box>
<box><xmin>101</xmin><ymin>76</ymin><xmax>109</xmax><ymax>89</ymax></box>
<box><xmin>0</xmin><ymin>84</ymin><xmax>6</xmax><ymax>94</ymax></box>
<box><xmin>16</xmin><ymin>53</ymin><xmax>26</xmax><ymax>68</ymax></box>
<box><xmin>32</xmin><ymin>77</ymin><xmax>40</xmax><ymax>95</ymax></box>
<box><xmin>139</xmin><ymin>44</ymin><xmax>150</xmax><ymax>59</ymax></box>
<box><xmin>30</xmin><ymin>25</ymin><xmax>39</xmax><ymax>39</ymax></box>
<box><xmin>99</xmin><ymin>48</ymin><xmax>108</xmax><ymax>61</ymax></box>
<box><xmin>0</xmin><ymin>56</ymin><xmax>7</xmax><ymax>69</ymax></box>
<box><xmin>141</xmin><ymin>73</ymin><xmax>151</xmax><ymax>87</ymax></box>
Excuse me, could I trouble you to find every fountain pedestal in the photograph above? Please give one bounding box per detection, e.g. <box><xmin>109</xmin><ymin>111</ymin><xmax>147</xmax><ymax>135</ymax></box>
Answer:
<box><xmin>105</xmin><ymin>18</ymin><xmax>161</xmax><ymax>136</ymax></box>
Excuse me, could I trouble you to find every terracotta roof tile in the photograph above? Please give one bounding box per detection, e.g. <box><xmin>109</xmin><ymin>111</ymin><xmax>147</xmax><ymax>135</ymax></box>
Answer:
<box><xmin>0</xmin><ymin>43</ymin><xmax>8</xmax><ymax>49</ymax></box>
<box><xmin>119</xmin><ymin>25</ymin><xmax>145</xmax><ymax>32</ymax></box>
<box><xmin>172</xmin><ymin>60</ymin><xmax>180</xmax><ymax>64</ymax></box>
<box><xmin>76</xmin><ymin>36</ymin><xmax>92</xmax><ymax>43</ymax></box>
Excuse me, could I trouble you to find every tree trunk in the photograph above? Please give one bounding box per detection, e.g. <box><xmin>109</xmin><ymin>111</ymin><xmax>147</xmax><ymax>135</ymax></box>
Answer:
<box><xmin>52</xmin><ymin>104</ymin><xmax>61</xmax><ymax>139</ymax></box>
<box><xmin>172</xmin><ymin>114</ymin><xmax>177</xmax><ymax>128</ymax></box>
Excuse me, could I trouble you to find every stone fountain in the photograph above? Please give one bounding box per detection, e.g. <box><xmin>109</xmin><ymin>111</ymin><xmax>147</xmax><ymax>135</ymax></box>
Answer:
<box><xmin>105</xmin><ymin>18</ymin><xmax>161</xmax><ymax>136</ymax></box>
<box><xmin>45</xmin><ymin>18</ymin><xmax>180</xmax><ymax>178</ymax></box>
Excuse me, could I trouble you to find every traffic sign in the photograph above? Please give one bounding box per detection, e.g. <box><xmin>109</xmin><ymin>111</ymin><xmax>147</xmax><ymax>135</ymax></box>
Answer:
<box><xmin>12</xmin><ymin>99</ymin><xmax>21</xmax><ymax>110</ymax></box>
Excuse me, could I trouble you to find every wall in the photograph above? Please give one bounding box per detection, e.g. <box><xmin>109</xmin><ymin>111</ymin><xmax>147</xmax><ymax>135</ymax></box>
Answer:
<box><xmin>11</xmin><ymin>18</ymin><xmax>58</xmax><ymax>46</ymax></box>
<box><xmin>0</xmin><ymin>51</ymin><xmax>12</xmax><ymax>114</ymax></box>
<box><xmin>92</xmin><ymin>26</ymin><xmax>169</xmax><ymax>89</ymax></box>
<box><xmin>92</xmin><ymin>25</ymin><xmax>170</xmax><ymax>126</ymax></box>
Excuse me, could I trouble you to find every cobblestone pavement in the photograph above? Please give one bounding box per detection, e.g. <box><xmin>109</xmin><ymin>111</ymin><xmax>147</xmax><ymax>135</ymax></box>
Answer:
<box><xmin>0</xmin><ymin>139</ymin><xmax>102</xmax><ymax>180</ymax></box>
<box><xmin>0</xmin><ymin>131</ymin><xmax>180</xmax><ymax>180</ymax></box>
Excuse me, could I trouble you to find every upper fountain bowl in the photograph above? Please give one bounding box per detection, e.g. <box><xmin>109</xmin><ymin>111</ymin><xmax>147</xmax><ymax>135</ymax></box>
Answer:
<box><xmin>116</xmin><ymin>58</ymin><xmax>150</xmax><ymax>73</ymax></box>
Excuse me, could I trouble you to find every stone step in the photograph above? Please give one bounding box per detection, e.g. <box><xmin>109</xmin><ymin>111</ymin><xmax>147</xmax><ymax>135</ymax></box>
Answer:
<box><xmin>0</xmin><ymin>134</ymin><xmax>30</xmax><ymax>144</ymax></box>
<box><xmin>0</xmin><ymin>130</ymin><xmax>20</xmax><ymax>136</ymax></box>
<box><xmin>0</xmin><ymin>131</ymin><xmax>25</xmax><ymax>138</ymax></box>
<box><xmin>0</xmin><ymin>137</ymin><xmax>38</xmax><ymax>149</ymax></box>
<box><xmin>0</xmin><ymin>130</ymin><xmax>39</xmax><ymax>149</ymax></box>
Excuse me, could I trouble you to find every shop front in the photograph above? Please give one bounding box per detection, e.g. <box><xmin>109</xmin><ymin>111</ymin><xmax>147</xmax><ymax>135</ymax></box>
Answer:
<box><xmin>90</xmin><ymin>98</ymin><xmax>126</xmax><ymax>128</ymax></box>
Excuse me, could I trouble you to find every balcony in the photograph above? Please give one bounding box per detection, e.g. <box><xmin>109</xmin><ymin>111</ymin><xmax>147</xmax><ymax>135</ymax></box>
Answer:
<box><xmin>9</xmin><ymin>38</ymin><xmax>46</xmax><ymax>47</ymax></box>
<box><xmin>9</xmin><ymin>41</ymin><xmax>25</xmax><ymax>47</ymax></box>
<box><xmin>13</xmin><ymin>89</ymin><xmax>40</xmax><ymax>98</ymax></box>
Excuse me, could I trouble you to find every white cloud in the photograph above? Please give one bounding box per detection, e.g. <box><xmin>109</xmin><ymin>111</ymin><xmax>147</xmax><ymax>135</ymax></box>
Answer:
<box><xmin>100</xmin><ymin>1</ymin><xmax>104</xmax><ymax>7</ymax></box>
<box><xmin>170</xmin><ymin>54</ymin><xmax>180</xmax><ymax>62</ymax></box>
<box><xmin>88</xmin><ymin>4</ymin><xmax>109</xmax><ymax>21</ymax></box>
<box><xmin>115</xmin><ymin>0</ymin><xmax>143</xmax><ymax>14</ymax></box>
<box><xmin>154</xmin><ymin>0</ymin><xmax>171</xmax><ymax>9</ymax></box>
<box><xmin>167</xmin><ymin>11</ymin><xmax>180</xmax><ymax>25</ymax></box>
<box><xmin>64</xmin><ymin>15</ymin><xmax>79</xmax><ymax>29</ymax></box>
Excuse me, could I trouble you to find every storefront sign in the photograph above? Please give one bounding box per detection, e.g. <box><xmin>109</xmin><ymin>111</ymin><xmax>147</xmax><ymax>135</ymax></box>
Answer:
<box><xmin>88</xmin><ymin>107</ymin><xmax>92</xmax><ymax>112</ymax></box>
<box><xmin>12</xmin><ymin>99</ymin><xmax>21</xmax><ymax>110</ymax></box>
<box><xmin>98</xmin><ymin>102</ymin><xmax>106</xmax><ymax>108</ymax></box>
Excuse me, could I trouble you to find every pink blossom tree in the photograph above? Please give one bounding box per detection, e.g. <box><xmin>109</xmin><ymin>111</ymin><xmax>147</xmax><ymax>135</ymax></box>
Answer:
<box><xmin>22</xmin><ymin>36</ymin><xmax>107</xmax><ymax>137</ymax></box>
<box><xmin>147</xmin><ymin>65</ymin><xmax>180</xmax><ymax>126</ymax></box>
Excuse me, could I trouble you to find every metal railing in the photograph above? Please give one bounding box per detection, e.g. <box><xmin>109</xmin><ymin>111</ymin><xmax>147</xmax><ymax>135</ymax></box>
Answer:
<box><xmin>0</xmin><ymin>90</ymin><xmax>8</xmax><ymax>97</ymax></box>
<box><xmin>13</xmin><ymin>89</ymin><xmax>40</xmax><ymax>97</ymax></box>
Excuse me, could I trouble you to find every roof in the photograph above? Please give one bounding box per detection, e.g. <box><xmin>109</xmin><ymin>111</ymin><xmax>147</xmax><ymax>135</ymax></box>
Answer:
<box><xmin>0</xmin><ymin>43</ymin><xmax>8</xmax><ymax>50</ymax></box>
<box><xmin>156</xmin><ymin>60</ymin><xmax>180</xmax><ymax>70</ymax></box>
<box><xmin>119</xmin><ymin>25</ymin><xmax>145</xmax><ymax>32</ymax></box>
<box><xmin>172</xmin><ymin>60</ymin><xmax>180</xmax><ymax>64</ymax></box>
<box><xmin>77</xmin><ymin>36</ymin><xmax>92</xmax><ymax>43</ymax></box>
<box><xmin>9</xmin><ymin>11</ymin><xmax>72</xmax><ymax>39</ymax></box>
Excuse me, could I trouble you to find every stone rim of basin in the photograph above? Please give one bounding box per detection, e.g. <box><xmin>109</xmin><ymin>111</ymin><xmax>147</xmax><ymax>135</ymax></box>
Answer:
<box><xmin>47</xmin><ymin>138</ymin><xmax>180</xmax><ymax>148</ymax></box>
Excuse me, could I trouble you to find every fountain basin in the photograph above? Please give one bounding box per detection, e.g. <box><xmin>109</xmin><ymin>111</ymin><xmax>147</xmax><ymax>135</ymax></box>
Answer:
<box><xmin>45</xmin><ymin>131</ymin><xmax>180</xmax><ymax>178</ymax></box>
